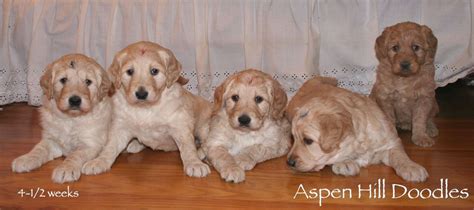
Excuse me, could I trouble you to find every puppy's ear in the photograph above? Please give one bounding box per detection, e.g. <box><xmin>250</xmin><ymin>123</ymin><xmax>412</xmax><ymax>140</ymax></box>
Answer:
<box><xmin>212</xmin><ymin>80</ymin><xmax>227</xmax><ymax>115</ymax></box>
<box><xmin>108</xmin><ymin>52</ymin><xmax>127</xmax><ymax>90</ymax></box>
<box><xmin>40</xmin><ymin>63</ymin><xmax>54</xmax><ymax>99</ymax></box>
<box><xmin>318</xmin><ymin>112</ymin><xmax>353</xmax><ymax>153</ymax></box>
<box><xmin>98</xmin><ymin>68</ymin><xmax>113</xmax><ymax>100</ymax></box>
<box><xmin>375</xmin><ymin>27</ymin><xmax>391</xmax><ymax>61</ymax></box>
<box><xmin>270</xmin><ymin>79</ymin><xmax>288</xmax><ymax>120</ymax></box>
<box><xmin>421</xmin><ymin>25</ymin><xmax>438</xmax><ymax>61</ymax></box>
<box><xmin>159</xmin><ymin>50</ymin><xmax>182</xmax><ymax>88</ymax></box>
<box><xmin>177</xmin><ymin>76</ymin><xmax>189</xmax><ymax>86</ymax></box>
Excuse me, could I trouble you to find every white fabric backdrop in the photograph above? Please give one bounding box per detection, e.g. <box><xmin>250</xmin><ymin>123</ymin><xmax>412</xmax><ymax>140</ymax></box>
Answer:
<box><xmin>1</xmin><ymin>0</ymin><xmax>473</xmax><ymax>106</ymax></box>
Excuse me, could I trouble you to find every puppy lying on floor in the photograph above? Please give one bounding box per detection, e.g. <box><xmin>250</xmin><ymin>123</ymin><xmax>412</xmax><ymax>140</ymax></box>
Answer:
<box><xmin>82</xmin><ymin>41</ymin><xmax>212</xmax><ymax>177</ymax></box>
<box><xmin>370</xmin><ymin>22</ymin><xmax>439</xmax><ymax>147</ymax></box>
<box><xmin>202</xmin><ymin>69</ymin><xmax>291</xmax><ymax>183</ymax></box>
<box><xmin>12</xmin><ymin>54</ymin><xmax>112</xmax><ymax>183</ymax></box>
<box><xmin>286</xmin><ymin>77</ymin><xmax>428</xmax><ymax>182</ymax></box>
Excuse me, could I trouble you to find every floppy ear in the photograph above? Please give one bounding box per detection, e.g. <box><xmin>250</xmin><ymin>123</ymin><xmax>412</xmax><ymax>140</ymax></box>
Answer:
<box><xmin>318</xmin><ymin>112</ymin><xmax>353</xmax><ymax>153</ymax></box>
<box><xmin>212</xmin><ymin>80</ymin><xmax>227</xmax><ymax>116</ymax></box>
<box><xmin>375</xmin><ymin>28</ymin><xmax>391</xmax><ymax>62</ymax></box>
<box><xmin>40</xmin><ymin>63</ymin><xmax>54</xmax><ymax>99</ymax></box>
<box><xmin>421</xmin><ymin>25</ymin><xmax>438</xmax><ymax>61</ymax></box>
<box><xmin>108</xmin><ymin>52</ymin><xmax>126</xmax><ymax>90</ymax></box>
<box><xmin>98</xmin><ymin>68</ymin><xmax>113</xmax><ymax>100</ymax></box>
<box><xmin>159</xmin><ymin>49</ymin><xmax>182</xmax><ymax>88</ymax></box>
<box><xmin>270</xmin><ymin>79</ymin><xmax>288</xmax><ymax>120</ymax></box>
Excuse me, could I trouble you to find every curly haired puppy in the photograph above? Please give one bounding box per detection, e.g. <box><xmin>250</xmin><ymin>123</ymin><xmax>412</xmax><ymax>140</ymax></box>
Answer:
<box><xmin>82</xmin><ymin>41</ymin><xmax>212</xmax><ymax>177</ymax></box>
<box><xmin>12</xmin><ymin>54</ymin><xmax>112</xmax><ymax>183</ymax></box>
<box><xmin>287</xmin><ymin>77</ymin><xmax>428</xmax><ymax>182</ymax></box>
<box><xmin>370</xmin><ymin>22</ymin><xmax>439</xmax><ymax>147</ymax></box>
<box><xmin>202</xmin><ymin>69</ymin><xmax>291</xmax><ymax>183</ymax></box>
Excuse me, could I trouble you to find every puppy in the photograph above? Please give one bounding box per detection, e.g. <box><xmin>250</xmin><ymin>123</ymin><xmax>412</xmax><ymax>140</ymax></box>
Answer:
<box><xmin>370</xmin><ymin>22</ymin><xmax>439</xmax><ymax>147</ymax></box>
<box><xmin>203</xmin><ymin>69</ymin><xmax>291</xmax><ymax>183</ymax></box>
<box><xmin>286</xmin><ymin>77</ymin><xmax>428</xmax><ymax>182</ymax></box>
<box><xmin>82</xmin><ymin>41</ymin><xmax>212</xmax><ymax>177</ymax></box>
<box><xmin>12</xmin><ymin>54</ymin><xmax>112</xmax><ymax>183</ymax></box>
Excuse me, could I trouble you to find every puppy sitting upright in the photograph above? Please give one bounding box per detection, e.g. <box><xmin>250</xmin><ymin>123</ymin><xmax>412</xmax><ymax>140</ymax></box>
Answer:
<box><xmin>12</xmin><ymin>54</ymin><xmax>112</xmax><ymax>183</ymax></box>
<box><xmin>203</xmin><ymin>69</ymin><xmax>291</xmax><ymax>183</ymax></box>
<box><xmin>370</xmin><ymin>22</ymin><xmax>439</xmax><ymax>147</ymax></box>
<box><xmin>287</xmin><ymin>77</ymin><xmax>428</xmax><ymax>182</ymax></box>
<box><xmin>82</xmin><ymin>41</ymin><xmax>212</xmax><ymax>177</ymax></box>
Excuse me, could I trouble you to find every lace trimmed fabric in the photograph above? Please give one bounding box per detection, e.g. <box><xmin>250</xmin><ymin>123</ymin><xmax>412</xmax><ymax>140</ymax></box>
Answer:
<box><xmin>1</xmin><ymin>0</ymin><xmax>473</xmax><ymax>106</ymax></box>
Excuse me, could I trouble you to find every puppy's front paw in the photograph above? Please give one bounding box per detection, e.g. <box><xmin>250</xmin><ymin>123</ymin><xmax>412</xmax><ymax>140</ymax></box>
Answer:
<box><xmin>81</xmin><ymin>158</ymin><xmax>111</xmax><ymax>175</ymax></box>
<box><xmin>332</xmin><ymin>161</ymin><xmax>360</xmax><ymax>176</ymax></box>
<box><xmin>426</xmin><ymin>122</ymin><xmax>439</xmax><ymax>137</ymax></box>
<box><xmin>412</xmin><ymin>135</ymin><xmax>435</xmax><ymax>147</ymax></box>
<box><xmin>220</xmin><ymin>165</ymin><xmax>245</xmax><ymax>183</ymax></box>
<box><xmin>52</xmin><ymin>164</ymin><xmax>81</xmax><ymax>183</ymax></box>
<box><xmin>126</xmin><ymin>140</ymin><xmax>145</xmax><ymax>154</ymax></box>
<box><xmin>235</xmin><ymin>155</ymin><xmax>256</xmax><ymax>171</ymax></box>
<box><xmin>12</xmin><ymin>155</ymin><xmax>43</xmax><ymax>173</ymax></box>
<box><xmin>395</xmin><ymin>162</ymin><xmax>429</xmax><ymax>183</ymax></box>
<box><xmin>184</xmin><ymin>162</ymin><xmax>210</xmax><ymax>178</ymax></box>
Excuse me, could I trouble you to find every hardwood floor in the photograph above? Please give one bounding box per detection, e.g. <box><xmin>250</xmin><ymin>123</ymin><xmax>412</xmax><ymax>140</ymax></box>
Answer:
<box><xmin>0</xmin><ymin>81</ymin><xmax>473</xmax><ymax>209</ymax></box>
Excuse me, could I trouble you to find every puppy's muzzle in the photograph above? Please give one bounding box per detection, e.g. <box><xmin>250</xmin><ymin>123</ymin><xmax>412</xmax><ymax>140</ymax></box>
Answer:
<box><xmin>135</xmin><ymin>86</ymin><xmax>149</xmax><ymax>100</ymax></box>
<box><xmin>238</xmin><ymin>114</ymin><xmax>251</xmax><ymax>127</ymax></box>
<box><xmin>287</xmin><ymin>157</ymin><xmax>297</xmax><ymax>167</ymax></box>
<box><xmin>399</xmin><ymin>61</ymin><xmax>411</xmax><ymax>73</ymax></box>
<box><xmin>68</xmin><ymin>95</ymin><xmax>82</xmax><ymax>109</ymax></box>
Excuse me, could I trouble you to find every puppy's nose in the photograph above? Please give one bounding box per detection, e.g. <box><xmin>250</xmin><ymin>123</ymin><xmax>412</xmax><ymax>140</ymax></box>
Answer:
<box><xmin>287</xmin><ymin>158</ymin><xmax>296</xmax><ymax>167</ymax></box>
<box><xmin>135</xmin><ymin>87</ymin><xmax>148</xmax><ymax>100</ymax></box>
<box><xmin>68</xmin><ymin>95</ymin><xmax>82</xmax><ymax>107</ymax></box>
<box><xmin>400</xmin><ymin>61</ymin><xmax>411</xmax><ymax>71</ymax></box>
<box><xmin>238</xmin><ymin>114</ymin><xmax>251</xmax><ymax>126</ymax></box>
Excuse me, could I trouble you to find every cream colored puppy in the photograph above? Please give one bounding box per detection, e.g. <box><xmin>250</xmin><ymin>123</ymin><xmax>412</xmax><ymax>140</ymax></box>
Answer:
<box><xmin>82</xmin><ymin>41</ymin><xmax>212</xmax><ymax>177</ymax></box>
<box><xmin>12</xmin><ymin>54</ymin><xmax>112</xmax><ymax>183</ymax></box>
<box><xmin>286</xmin><ymin>77</ymin><xmax>428</xmax><ymax>182</ymax></box>
<box><xmin>203</xmin><ymin>69</ymin><xmax>291</xmax><ymax>183</ymax></box>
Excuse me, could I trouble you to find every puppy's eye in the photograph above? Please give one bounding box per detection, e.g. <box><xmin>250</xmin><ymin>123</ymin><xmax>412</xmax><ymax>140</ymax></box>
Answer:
<box><xmin>150</xmin><ymin>68</ymin><xmax>159</xmax><ymax>76</ymax></box>
<box><xmin>231</xmin><ymin>95</ymin><xmax>239</xmax><ymax>102</ymax></box>
<box><xmin>412</xmin><ymin>44</ymin><xmax>420</xmax><ymax>52</ymax></box>
<box><xmin>126</xmin><ymin>68</ymin><xmax>134</xmax><ymax>76</ymax></box>
<box><xmin>391</xmin><ymin>45</ymin><xmax>400</xmax><ymax>52</ymax></box>
<box><xmin>255</xmin><ymin>96</ymin><xmax>263</xmax><ymax>104</ymax></box>
<box><xmin>59</xmin><ymin>77</ymin><xmax>68</xmax><ymax>84</ymax></box>
<box><xmin>303</xmin><ymin>138</ymin><xmax>314</xmax><ymax>145</ymax></box>
<box><xmin>85</xmin><ymin>79</ymin><xmax>92</xmax><ymax>86</ymax></box>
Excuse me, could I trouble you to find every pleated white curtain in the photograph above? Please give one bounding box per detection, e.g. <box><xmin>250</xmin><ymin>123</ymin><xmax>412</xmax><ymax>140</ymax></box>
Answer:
<box><xmin>1</xmin><ymin>0</ymin><xmax>473</xmax><ymax>106</ymax></box>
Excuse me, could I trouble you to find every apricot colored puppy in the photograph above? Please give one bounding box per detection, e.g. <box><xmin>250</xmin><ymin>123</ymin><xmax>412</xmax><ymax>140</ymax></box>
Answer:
<box><xmin>12</xmin><ymin>54</ymin><xmax>112</xmax><ymax>183</ymax></box>
<box><xmin>287</xmin><ymin>77</ymin><xmax>428</xmax><ymax>182</ymax></box>
<box><xmin>82</xmin><ymin>41</ymin><xmax>212</xmax><ymax>177</ymax></box>
<box><xmin>202</xmin><ymin>69</ymin><xmax>291</xmax><ymax>183</ymax></box>
<box><xmin>370</xmin><ymin>22</ymin><xmax>439</xmax><ymax>147</ymax></box>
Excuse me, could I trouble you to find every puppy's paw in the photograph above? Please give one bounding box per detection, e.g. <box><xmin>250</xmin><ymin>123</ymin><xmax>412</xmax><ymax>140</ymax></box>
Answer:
<box><xmin>332</xmin><ymin>161</ymin><xmax>360</xmax><ymax>176</ymax></box>
<box><xmin>12</xmin><ymin>155</ymin><xmax>43</xmax><ymax>173</ymax></box>
<box><xmin>81</xmin><ymin>158</ymin><xmax>111</xmax><ymax>175</ymax></box>
<box><xmin>220</xmin><ymin>165</ymin><xmax>245</xmax><ymax>183</ymax></box>
<box><xmin>234</xmin><ymin>155</ymin><xmax>256</xmax><ymax>171</ymax></box>
<box><xmin>395</xmin><ymin>162</ymin><xmax>429</xmax><ymax>183</ymax></box>
<box><xmin>412</xmin><ymin>135</ymin><xmax>435</xmax><ymax>147</ymax></box>
<box><xmin>126</xmin><ymin>140</ymin><xmax>145</xmax><ymax>153</ymax></box>
<box><xmin>52</xmin><ymin>164</ymin><xmax>81</xmax><ymax>183</ymax></box>
<box><xmin>184</xmin><ymin>162</ymin><xmax>210</xmax><ymax>178</ymax></box>
<box><xmin>426</xmin><ymin>122</ymin><xmax>439</xmax><ymax>137</ymax></box>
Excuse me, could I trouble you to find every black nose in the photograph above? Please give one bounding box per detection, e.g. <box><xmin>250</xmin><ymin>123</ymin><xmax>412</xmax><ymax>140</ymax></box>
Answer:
<box><xmin>68</xmin><ymin>95</ymin><xmax>82</xmax><ymax>107</ymax></box>
<box><xmin>287</xmin><ymin>158</ymin><xmax>296</xmax><ymax>167</ymax></box>
<box><xmin>135</xmin><ymin>87</ymin><xmax>148</xmax><ymax>100</ymax></box>
<box><xmin>238</xmin><ymin>114</ymin><xmax>251</xmax><ymax>126</ymax></box>
<box><xmin>400</xmin><ymin>61</ymin><xmax>411</xmax><ymax>70</ymax></box>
